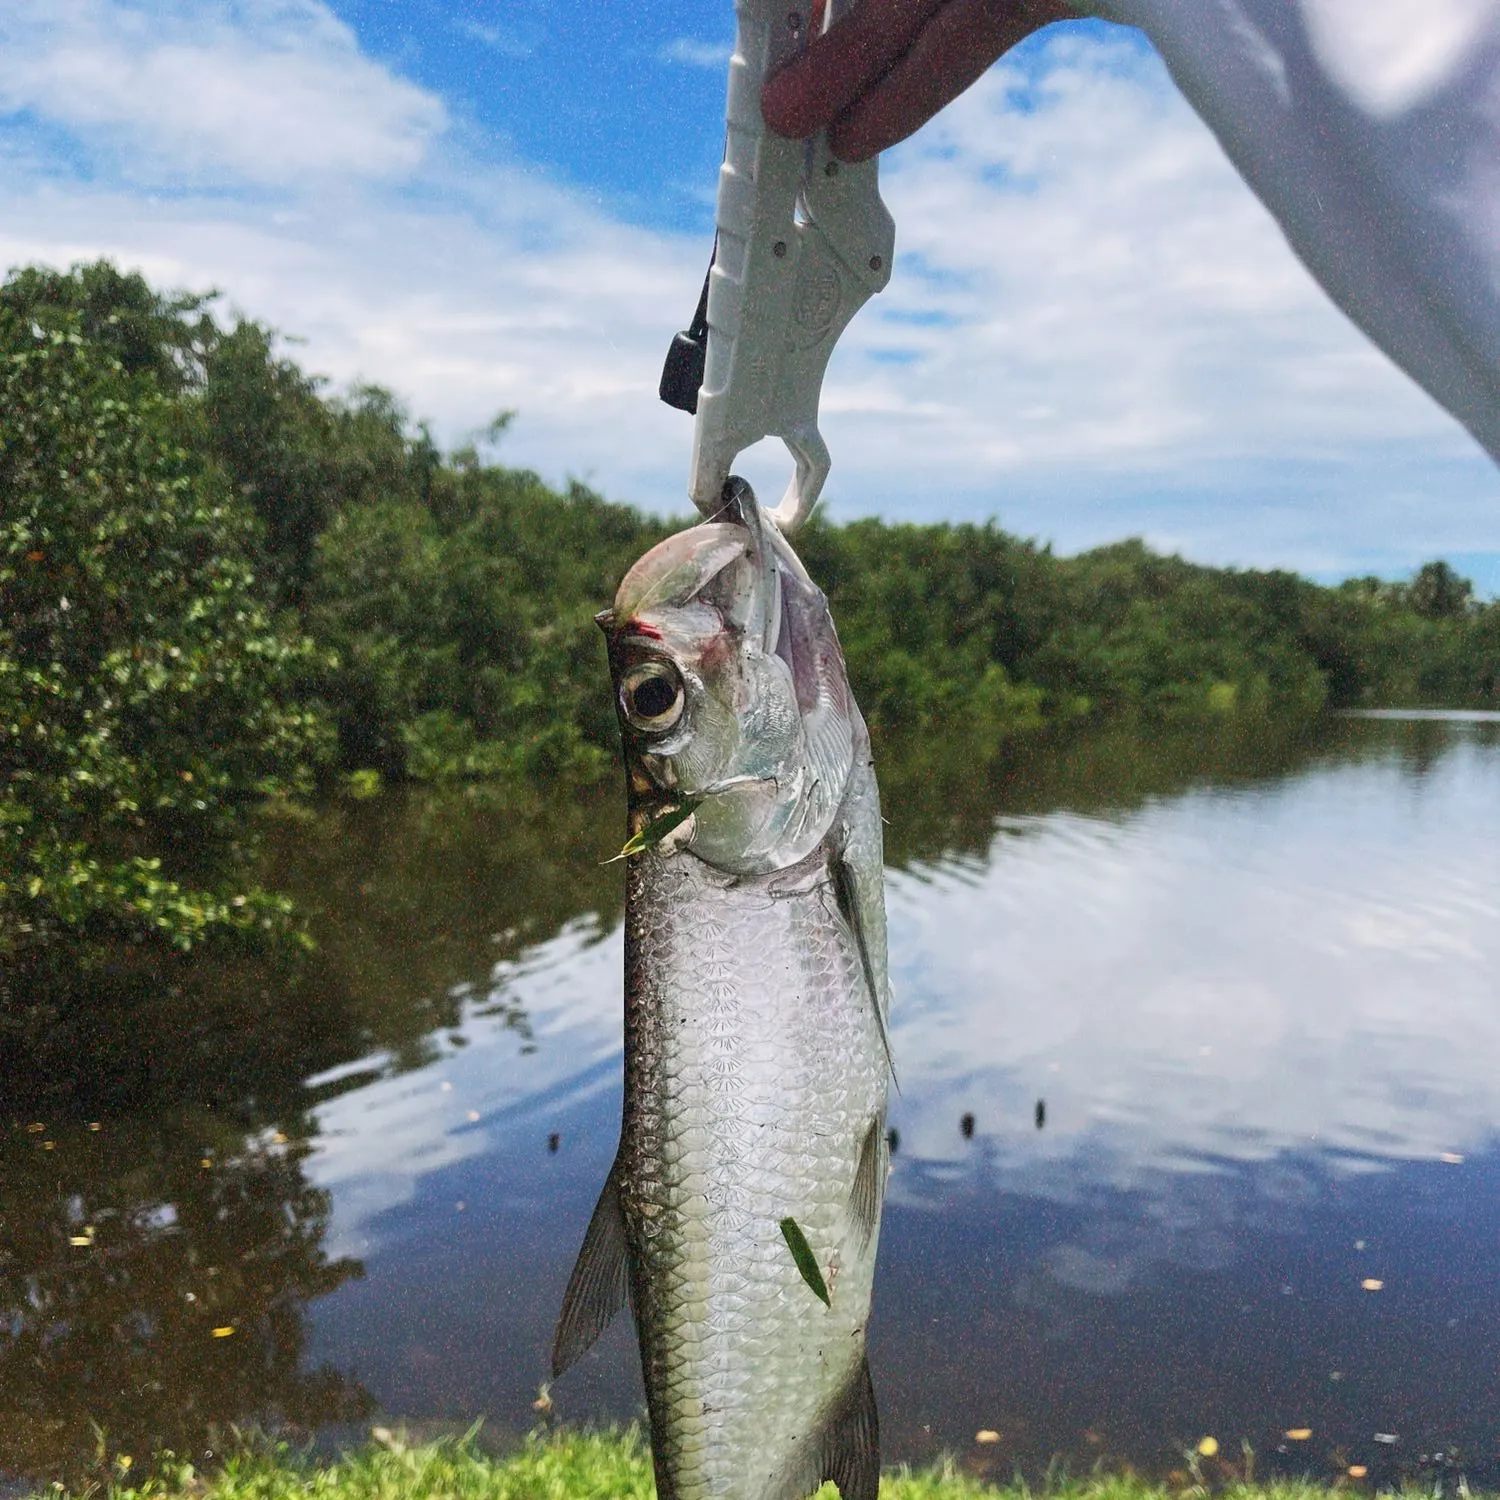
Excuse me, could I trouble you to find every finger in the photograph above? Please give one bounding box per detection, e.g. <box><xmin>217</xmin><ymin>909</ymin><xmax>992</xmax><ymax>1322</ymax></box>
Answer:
<box><xmin>761</xmin><ymin>0</ymin><xmax>950</xmax><ymax>139</ymax></box>
<box><xmin>828</xmin><ymin>0</ymin><xmax>1070</xmax><ymax>160</ymax></box>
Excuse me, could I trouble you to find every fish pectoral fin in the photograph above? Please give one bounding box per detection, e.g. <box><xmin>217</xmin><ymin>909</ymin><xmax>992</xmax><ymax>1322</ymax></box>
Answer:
<box><xmin>550</xmin><ymin>1159</ymin><xmax>631</xmax><ymax>1380</ymax></box>
<box><xmin>819</xmin><ymin>1355</ymin><xmax>880</xmax><ymax>1500</ymax></box>
<box><xmin>830</xmin><ymin>854</ymin><xmax>896</xmax><ymax>1085</ymax></box>
<box><xmin>845</xmin><ymin>1115</ymin><xmax>885</xmax><ymax>1250</ymax></box>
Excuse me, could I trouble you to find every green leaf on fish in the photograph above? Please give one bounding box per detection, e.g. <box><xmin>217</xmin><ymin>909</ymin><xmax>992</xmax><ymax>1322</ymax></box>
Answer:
<box><xmin>605</xmin><ymin>799</ymin><xmax>702</xmax><ymax>863</ymax></box>
<box><xmin>780</xmin><ymin>1216</ymin><xmax>831</xmax><ymax>1307</ymax></box>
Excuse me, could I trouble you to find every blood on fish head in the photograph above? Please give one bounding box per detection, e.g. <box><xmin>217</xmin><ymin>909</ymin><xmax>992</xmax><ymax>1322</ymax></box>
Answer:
<box><xmin>599</xmin><ymin>479</ymin><xmax>857</xmax><ymax>876</ymax></box>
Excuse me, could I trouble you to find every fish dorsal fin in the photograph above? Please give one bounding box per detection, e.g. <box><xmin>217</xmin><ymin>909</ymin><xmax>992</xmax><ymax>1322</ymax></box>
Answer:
<box><xmin>820</xmin><ymin>1356</ymin><xmax>880</xmax><ymax>1500</ymax></box>
<box><xmin>551</xmin><ymin>1160</ymin><xmax>631</xmax><ymax>1380</ymax></box>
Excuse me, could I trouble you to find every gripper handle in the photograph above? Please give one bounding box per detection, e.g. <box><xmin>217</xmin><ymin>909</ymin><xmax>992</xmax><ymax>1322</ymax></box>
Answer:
<box><xmin>685</xmin><ymin>0</ymin><xmax>895</xmax><ymax>532</ymax></box>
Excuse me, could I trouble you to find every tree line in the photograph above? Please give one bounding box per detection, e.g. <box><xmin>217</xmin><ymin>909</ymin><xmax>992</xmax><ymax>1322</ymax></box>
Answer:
<box><xmin>2</xmin><ymin>262</ymin><xmax>1496</xmax><ymax>956</ymax></box>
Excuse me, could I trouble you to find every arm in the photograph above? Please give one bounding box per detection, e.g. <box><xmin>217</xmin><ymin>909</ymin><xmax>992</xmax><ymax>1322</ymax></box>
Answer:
<box><xmin>1094</xmin><ymin>0</ymin><xmax>1500</xmax><ymax>466</ymax></box>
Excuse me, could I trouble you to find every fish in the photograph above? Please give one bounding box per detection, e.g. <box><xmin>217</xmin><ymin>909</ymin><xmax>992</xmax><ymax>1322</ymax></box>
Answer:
<box><xmin>551</xmin><ymin>478</ymin><xmax>893</xmax><ymax>1500</ymax></box>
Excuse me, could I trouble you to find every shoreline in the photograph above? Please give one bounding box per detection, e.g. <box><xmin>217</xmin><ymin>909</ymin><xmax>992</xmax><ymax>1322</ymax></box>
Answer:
<box><xmin>17</xmin><ymin>1428</ymin><xmax>1469</xmax><ymax>1500</ymax></box>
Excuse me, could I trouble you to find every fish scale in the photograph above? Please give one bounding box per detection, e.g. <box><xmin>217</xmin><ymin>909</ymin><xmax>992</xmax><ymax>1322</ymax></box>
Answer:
<box><xmin>621</xmin><ymin>808</ymin><xmax>886</xmax><ymax>1500</ymax></box>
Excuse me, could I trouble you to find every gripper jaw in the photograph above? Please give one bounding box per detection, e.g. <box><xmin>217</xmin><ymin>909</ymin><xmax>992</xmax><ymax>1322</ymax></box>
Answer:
<box><xmin>663</xmin><ymin>0</ymin><xmax>895</xmax><ymax>534</ymax></box>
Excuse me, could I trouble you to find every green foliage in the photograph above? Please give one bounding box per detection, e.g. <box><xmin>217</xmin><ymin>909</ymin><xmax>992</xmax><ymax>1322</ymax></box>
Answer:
<box><xmin>613</xmin><ymin>797</ymin><xmax>703</xmax><ymax>861</ymax></box>
<box><xmin>0</xmin><ymin>306</ymin><xmax>332</xmax><ymax>954</ymax></box>
<box><xmin>1023</xmin><ymin>543</ymin><xmax>1330</xmax><ymax>720</ymax></box>
<box><xmin>0</xmin><ymin>261</ymin><xmax>216</xmax><ymax>392</ymax></box>
<box><xmin>306</xmin><ymin>467</ymin><xmax>664</xmax><ymax>781</ymax></box>
<box><xmin>799</xmin><ymin>517</ymin><xmax>1055</xmax><ymax>737</ymax></box>
<box><xmin>780</xmin><ymin>1214</ymin><xmax>833</xmax><ymax>1305</ymax></box>
<box><xmin>52</xmin><ymin>1428</ymin><xmax>658</xmax><ymax>1500</ymax></box>
<box><xmin>813</xmin><ymin>528</ymin><xmax>1497</xmax><ymax>728</ymax></box>
<box><xmin>1409</xmin><ymin>558</ymin><xmax>1472</xmax><ymax>620</ymax></box>
<box><xmin>4</xmin><ymin>257</ymin><xmax>1497</xmax><ymax>964</ymax></box>
<box><xmin>1298</xmin><ymin>569</ymin><xmax>1497</xmax><ymax>706</ymax></box>
<box><xmin>203</xmin><ymin>327</ymin><xmax>437</xmax><ymax>606</ymax></box>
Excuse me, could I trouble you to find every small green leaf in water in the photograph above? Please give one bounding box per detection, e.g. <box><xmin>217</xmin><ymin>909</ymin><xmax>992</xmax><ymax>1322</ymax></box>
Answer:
<box><xmin>605</xmin><ymin>798</ymin><xmax>702</xmax><ymax>863</ymax></box>
<box><xmin>780</xmin><ymin>1216</ymin><xmax>831</xmax><ymax>1307</ymax></box>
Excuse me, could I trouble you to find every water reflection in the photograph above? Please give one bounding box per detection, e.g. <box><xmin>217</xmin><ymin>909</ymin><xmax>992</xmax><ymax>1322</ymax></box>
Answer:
<box><xmin>0</xmin><ymin>1110</ymin><xmax>366</xmax><ymax>1483</ymax></box>
<box><xmin>298</xmin><ymin>715</ymin><xmax>1500</xmax><ymax>1482</ymax></box>
<box><xmin>3</xmin><ymin>716</ymin><xmax>1498</xmax><ymax>1485</ymax></box>
<box><xmin>886</xmin><ymin>749</ymin><xmax>1500</xmax><ymax>1179</ymax></box>
<box><xmin>255</xmin><ymin>780</ymin><xmax>625</xmax><ymax>1072</ymax></box>
<box><xmin>877</xmin><ymin>1146</ymin><xmax>1500</xmax><ymax>1484</ymax></box>
<box><xmin>0</xmin><ymin>775</ymin><xmax>631</xmax><ymax>1486</ymax></box>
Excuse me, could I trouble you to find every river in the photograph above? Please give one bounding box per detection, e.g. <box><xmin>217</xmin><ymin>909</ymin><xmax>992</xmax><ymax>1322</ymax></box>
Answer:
<box><xmin>3</xmin><ymin>712</ymin><xmax>1497</xmax><ymax>1487</ymax></box>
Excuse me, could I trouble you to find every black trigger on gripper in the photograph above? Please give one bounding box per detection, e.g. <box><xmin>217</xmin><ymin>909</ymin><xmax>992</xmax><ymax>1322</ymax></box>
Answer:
<box><xmin>659</xmin><ymin>330</ymin><xmax>706</xmax><ymax>414</ymax></box>
<box><xmin>659</xmin><ymin>253</ymin><xmax>712</xmax><ymax>415</ymax></box>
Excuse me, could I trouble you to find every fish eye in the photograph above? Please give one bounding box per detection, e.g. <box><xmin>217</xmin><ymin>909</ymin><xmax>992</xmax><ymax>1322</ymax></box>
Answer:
<box><xmin>620</xmin><ymin>660</ymin><xmax>685</xmax><ymax>733</ymax></box>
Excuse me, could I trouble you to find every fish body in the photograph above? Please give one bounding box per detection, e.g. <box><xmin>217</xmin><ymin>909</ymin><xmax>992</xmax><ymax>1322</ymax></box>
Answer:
<box><xmin>552</xmin><ymin>482</ymin><xmax>892</xmax><ymax>1500</ymax></box>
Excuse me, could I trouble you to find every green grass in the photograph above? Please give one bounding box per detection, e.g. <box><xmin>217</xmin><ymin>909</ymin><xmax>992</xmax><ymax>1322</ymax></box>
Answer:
<box><xmin>29</xmin><ymin>1428</ymin><xmax>1413</xmax><ymax>1500</ymax></box>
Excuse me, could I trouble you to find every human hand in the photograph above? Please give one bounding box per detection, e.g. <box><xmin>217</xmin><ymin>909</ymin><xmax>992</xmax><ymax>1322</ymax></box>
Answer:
<box><xmin>761</xmin><ymin>0</ymin><xmax>1076</xmax><ymax>161</ymax></box>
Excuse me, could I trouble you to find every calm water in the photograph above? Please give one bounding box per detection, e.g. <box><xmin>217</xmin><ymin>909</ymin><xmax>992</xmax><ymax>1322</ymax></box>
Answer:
<box><xmin>4</xmin><ymin>714</ymin><xmax>1499</xmax><ymax>1487</ymax></box>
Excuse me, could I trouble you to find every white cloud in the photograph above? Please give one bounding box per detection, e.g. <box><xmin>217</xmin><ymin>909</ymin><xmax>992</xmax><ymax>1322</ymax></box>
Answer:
<box><xmin>0</xmin><ymin>11</ymin><xmax>1495</xmax><ymax>578</ymax></box>
<box><xmin>0</xmin><ymin>152</ymin><xmax>702</xmax><ymax>510</ymax></box>
<box><xmin>453</xmin><ymin>17</ymin><xmax>537</xmax><ymax>59</ymax></box>
<box><xmin>660</xmin><ymin>37</ymin><xmax>733</xmax><ymax>68</ymax></box>
<box><xmin>800</xmin><ymin>34</ymin><xmax>1496</xmax><ymax>514</ymax></box>
<box><xmin>0</xmin><ymin>0</ymin><xmax>445</xmax><ymax>184</ymax></box>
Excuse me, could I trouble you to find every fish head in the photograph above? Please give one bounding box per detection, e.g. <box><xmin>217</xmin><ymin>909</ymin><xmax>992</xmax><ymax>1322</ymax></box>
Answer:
<box><xmin>599</xmin><ymin>480</ymin><xmax>857</xmax><ymax>876</ymax></box>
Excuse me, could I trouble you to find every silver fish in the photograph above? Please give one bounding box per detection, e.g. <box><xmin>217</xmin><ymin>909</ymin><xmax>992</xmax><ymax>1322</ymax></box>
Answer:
<box><xmin>551</xmin><ymin>480</ymin><xmax>893</xmax><ymax>1500</ymax></box>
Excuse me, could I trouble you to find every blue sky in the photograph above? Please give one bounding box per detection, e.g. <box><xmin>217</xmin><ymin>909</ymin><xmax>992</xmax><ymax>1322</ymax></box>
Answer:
<box><xmin>319</xmin><ymin>0</ymin><xmax>737</xmax><ymax>232</ymax></box>
<box><xmin>2</xmin><ymin>0</ymin><xmax>1497</xmax><ymax>591</ymax></box>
